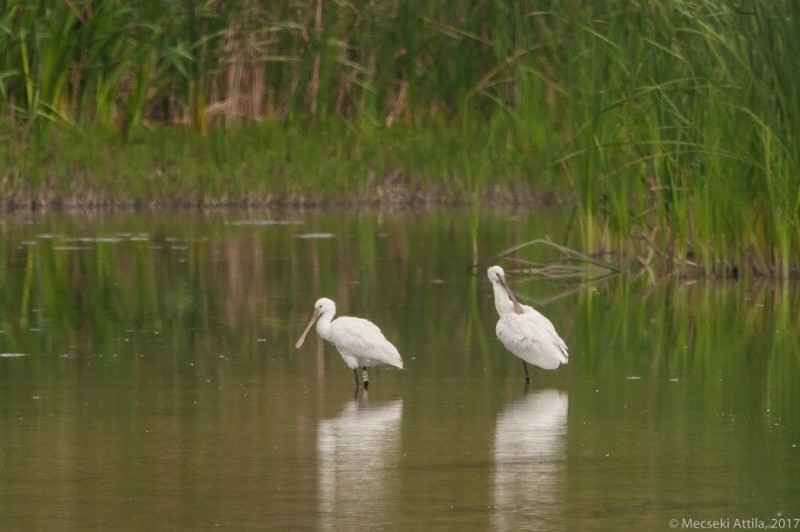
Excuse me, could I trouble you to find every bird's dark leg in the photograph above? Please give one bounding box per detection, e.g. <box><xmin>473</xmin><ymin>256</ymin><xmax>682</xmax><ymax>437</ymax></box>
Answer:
<box><xmin>353</xmin><ymin>369</ymin><xmax>360</xmax><ymax>389</ymax></box>
<box><xmin>362</xmin><ymin>367</ymin><xmax>370</xmax><ymax>390</ymax></box>
<box><xmin>522</xmin><ymin>360</ymin><xmax>530</xmax><ymax>384</ymax></box>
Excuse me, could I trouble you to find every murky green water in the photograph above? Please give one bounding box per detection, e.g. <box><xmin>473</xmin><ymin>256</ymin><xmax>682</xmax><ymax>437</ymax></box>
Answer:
<box><xmin>0</xmin><ymin>209</ymin><xmax>798</xmax><ymax>530</ymax></box>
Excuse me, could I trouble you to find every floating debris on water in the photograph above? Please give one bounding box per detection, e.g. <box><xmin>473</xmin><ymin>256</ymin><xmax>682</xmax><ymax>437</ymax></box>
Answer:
<box><xmin>295</xmin><ymin>232</ymin><xmax>335</xmax><ymax>239</ymax></box>
<box><xmin>229</xmin><ymin>219</ymin><xmax>303</xmax><ymax>226</ymax></box>
<box><xmin>0</xmin><ymin>353</ymin><xmax>29</xmax><ymax>358</ymax></box>
<box><xmin>39</xmin><ymin>233</ymin><xmax>151</xmax><ymax>248</ymax></box>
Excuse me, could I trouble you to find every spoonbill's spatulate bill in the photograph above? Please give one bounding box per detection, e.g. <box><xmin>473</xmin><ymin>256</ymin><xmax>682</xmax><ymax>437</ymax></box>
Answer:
<box><xmin>295</xmin><ymin>297</ymin><xmax>404</xmax><ymax>389</ymax></box>
<box><xmin>487</xmin><ymin>265</ymin><xmax>568</xmax><ymax>383</ymax></box>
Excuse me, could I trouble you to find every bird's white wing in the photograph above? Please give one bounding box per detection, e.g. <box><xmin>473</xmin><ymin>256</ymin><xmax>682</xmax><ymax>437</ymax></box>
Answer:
<box><xmin>331</xmin><ymin>316</ymin><xmax>404</xmax><ymax>369</ymax></box>
<box><xmin>496</xmin><ymin>313</ymin><xmax>568</xmax><ymax>370</ymax></box>
<box><xmin>520</xmin><ymin>305</ymin><xmax>569</xmax><ymax>361</ymax></box>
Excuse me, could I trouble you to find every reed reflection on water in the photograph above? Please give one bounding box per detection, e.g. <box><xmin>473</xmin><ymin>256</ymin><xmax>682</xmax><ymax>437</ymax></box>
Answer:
<box><xmin>0</xmin><ymin>210</ymin><xmax>797</xmax><ymax>530</ymax></box>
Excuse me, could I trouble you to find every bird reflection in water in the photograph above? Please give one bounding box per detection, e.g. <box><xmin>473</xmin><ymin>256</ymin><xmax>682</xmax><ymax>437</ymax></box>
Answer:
<box><xmin>317</xmin><ymin>399</ymin><xmax>403</xmax><ymax>529</ymax></box>
<box><xmin>492</xmin><ymin>390</ymin><xmax>568</xmax><ymax>529</ymax></box>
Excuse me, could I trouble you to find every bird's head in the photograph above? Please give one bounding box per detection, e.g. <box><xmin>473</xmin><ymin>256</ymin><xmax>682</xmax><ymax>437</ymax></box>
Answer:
<box><xmin>487</xmin><ymin>265</ymin><xmax>524</xmax><ymax>315</ymax></box>
<box><xmin>314</xmin><ymin>297</ymin><xmax>336</xmax><ymax>316</ymax></box>
<box><xmin>296</xmin><ymin>297</ymin><xmax>336</xmax><ymax>349</ymax></box>
<box><xmin>487</xmin><ymin>265</ymin><xmax>506</xmax><ymax>284</ymax></box>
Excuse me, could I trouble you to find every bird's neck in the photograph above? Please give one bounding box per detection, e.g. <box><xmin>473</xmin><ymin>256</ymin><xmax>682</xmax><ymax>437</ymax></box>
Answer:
<box><xmin>315</xmin><ymin>312</ymin><xmax>334</xmax><ymax>341</ymax></box>
<box><xmin>493</xmin><ymin>283</ymin><xmax>515</xmax><ymax>315</ymax></box>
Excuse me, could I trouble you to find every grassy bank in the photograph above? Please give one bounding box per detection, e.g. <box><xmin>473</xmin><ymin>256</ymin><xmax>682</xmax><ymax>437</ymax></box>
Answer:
<box><xmin>1</xmin><ymin>1</ymin><xmax>799</xmax><ymax>277</ymax></box>
<box><xmin>1</xmin><ymin>118</ymin><xmax>562</xmax><ymax>208</ymax></box>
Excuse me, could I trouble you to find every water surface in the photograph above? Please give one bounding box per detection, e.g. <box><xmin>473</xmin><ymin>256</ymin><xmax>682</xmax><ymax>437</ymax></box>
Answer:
<box><xmin>0</xmin><ymin>209</ymin><xmax>797</xmax><ymax>530</ymax></box>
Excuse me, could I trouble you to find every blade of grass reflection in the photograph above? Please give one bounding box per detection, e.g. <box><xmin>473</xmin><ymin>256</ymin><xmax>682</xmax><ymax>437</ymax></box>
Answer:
<box><xmin>574</xmin><ymin>275</ymin><xmax>800</xmax><ymax>412</ymax></box>
<box><xmin>465</xmin><ymin>269</ymin><xmax>489</xmax><ymax>365</ymax></box>
<box><xmin>465</xmin><ymin>209</ymin><xmax>489</xmax><ymax>364</ymax></box>
<box><xmin>19</xmin><ymin>243</ymin><xmax>34</xmax><ymax>328</ymax></box>
<box><xmin>764</xmin><ymin>283</ymin><xmax>800</xmax><ymax>424</ymax></box>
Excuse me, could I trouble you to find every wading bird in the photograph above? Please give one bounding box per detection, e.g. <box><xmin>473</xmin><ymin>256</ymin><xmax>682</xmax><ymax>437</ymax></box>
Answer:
<box><xmin>487</xmin><ymin>265</ymin><xmax>568</xmax><ymax>383</ymax></box>
<box><xmin>295</xmin><ymin>297</ymin><xmax>404</xmax><ymax>389</ymax></box>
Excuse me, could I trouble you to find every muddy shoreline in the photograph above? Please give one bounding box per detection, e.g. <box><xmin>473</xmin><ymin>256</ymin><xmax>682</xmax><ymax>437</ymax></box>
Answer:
<box><xmin>3</xmin><ymin>183</ymin><xmax>797</xmax><ymax>280</ymax></box>
<box><xmin>0</xmin><ymin>183</ymin><xmax>567</xmax><ymax>212</ymax></box>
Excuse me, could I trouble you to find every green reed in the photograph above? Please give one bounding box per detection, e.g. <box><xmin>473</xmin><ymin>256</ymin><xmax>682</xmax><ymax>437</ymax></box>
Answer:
<box><xmin>1</xmin><ymin>1</ymin><xmax>798</xmax><ymax>277</ymax></box>
<box><xmin>548</xmin><ymin>1</ymin><xmax>800</xmax><ymax>278</ymax></box>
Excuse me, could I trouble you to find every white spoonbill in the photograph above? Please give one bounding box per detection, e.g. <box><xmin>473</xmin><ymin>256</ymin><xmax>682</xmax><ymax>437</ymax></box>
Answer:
<box><xmin>295</xmin><ymin>297</ymin><xmax>404</xmax><ymax>389</ymax></box>
<box><xmin>487</xmin><ymin>265</ymin><xmax>568</xmax><ymax>383</ymax></box>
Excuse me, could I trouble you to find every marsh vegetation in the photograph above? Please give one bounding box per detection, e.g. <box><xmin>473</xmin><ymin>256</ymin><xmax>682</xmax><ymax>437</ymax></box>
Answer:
<box><xmin>1</xmin><ymin>1</ymin><xmax>798</xmax><ymax>277</ymax></box>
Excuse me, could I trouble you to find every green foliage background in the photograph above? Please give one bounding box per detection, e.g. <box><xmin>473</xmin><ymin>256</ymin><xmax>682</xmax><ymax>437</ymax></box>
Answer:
<box><xmin>1</xmin><ymin>1</ymin><xmax>798</xmax><ymax>276</ymax></box>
